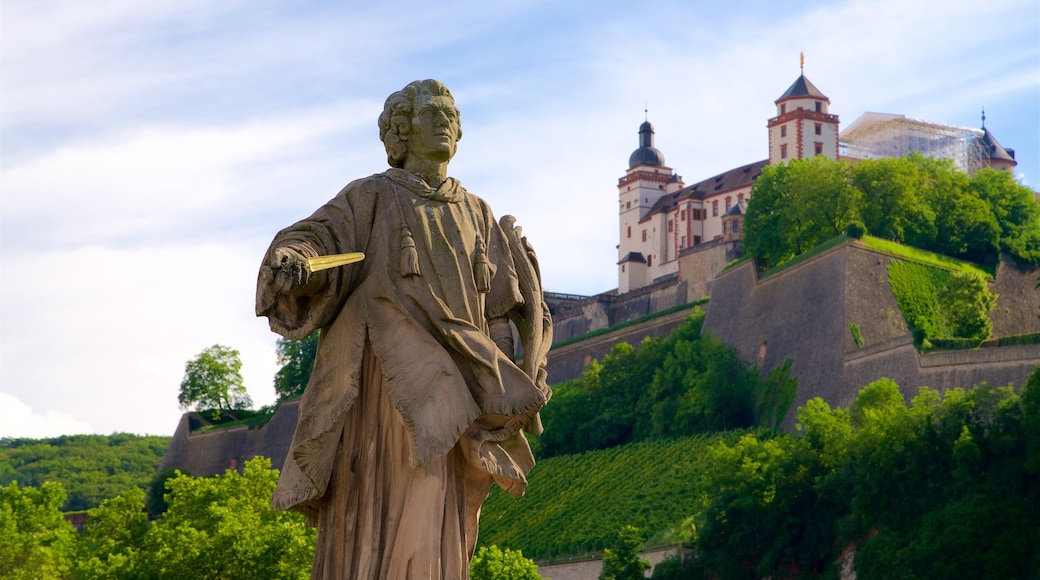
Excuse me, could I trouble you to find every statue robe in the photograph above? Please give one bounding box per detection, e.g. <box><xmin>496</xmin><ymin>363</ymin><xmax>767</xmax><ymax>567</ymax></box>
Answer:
<box><xmin>257</xmin><ymin>169</ymin><xmax>548</xmax><ymax>579</ymax></box>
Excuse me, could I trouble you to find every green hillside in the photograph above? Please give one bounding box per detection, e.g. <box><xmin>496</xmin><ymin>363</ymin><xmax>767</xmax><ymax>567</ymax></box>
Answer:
<box><xmin>0</xmin><ymin>434</ymin><xmax>170</xmax><ymax>511</ymax></box>
<box><xmin>477</xmin><ymin>432</ymin><xmax>742</xmax><ymax>561</ymax></box>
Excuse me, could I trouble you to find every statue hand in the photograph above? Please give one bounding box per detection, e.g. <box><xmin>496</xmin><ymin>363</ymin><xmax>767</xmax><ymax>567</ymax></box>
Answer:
<box><xmin>270</xmin><ymin>247</ymin><xmax>310</xmax><ymax>294</ymax></box>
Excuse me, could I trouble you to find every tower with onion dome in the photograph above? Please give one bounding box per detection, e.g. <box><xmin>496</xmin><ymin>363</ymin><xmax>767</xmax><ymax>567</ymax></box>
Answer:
<box><xmin>617</xmin><ymin>116</ymin><xmax>685</xmax><ymax>293</ymax></box>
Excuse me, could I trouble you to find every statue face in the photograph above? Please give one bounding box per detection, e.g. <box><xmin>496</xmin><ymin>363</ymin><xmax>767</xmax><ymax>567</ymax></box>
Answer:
<box><xmin>408</xmin><ymin>95</ymin><xmax>459</xmax><ymax>164</ymax></box>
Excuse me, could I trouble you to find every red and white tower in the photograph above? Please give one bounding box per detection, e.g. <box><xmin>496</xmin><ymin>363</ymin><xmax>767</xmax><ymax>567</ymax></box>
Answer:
<box><xmin>767</xmin><ymin>56</ymin><xmax>840</xmax><ymax>164</ymax></box>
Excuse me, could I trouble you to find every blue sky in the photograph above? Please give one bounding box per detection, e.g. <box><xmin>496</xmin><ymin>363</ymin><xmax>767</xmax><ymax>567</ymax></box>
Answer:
<box><xmin>2</xmin><ymin>0</ymin><xmax>1037</xmax><ymax>437</ymax></box>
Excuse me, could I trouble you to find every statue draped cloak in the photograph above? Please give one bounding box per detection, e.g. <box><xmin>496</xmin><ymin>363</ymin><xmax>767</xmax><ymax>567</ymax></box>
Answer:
<box><xmin>256</xmin><ymin>169</ymin><xmax>549</xmax><ymax>578</ymax></box>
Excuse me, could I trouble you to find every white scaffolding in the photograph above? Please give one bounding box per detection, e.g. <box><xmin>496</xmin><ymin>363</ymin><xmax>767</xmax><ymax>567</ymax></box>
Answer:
<box><xmin>839</xmin><ymin>112</ymin><xmax>985</xmax><ymax>173</ymax></box>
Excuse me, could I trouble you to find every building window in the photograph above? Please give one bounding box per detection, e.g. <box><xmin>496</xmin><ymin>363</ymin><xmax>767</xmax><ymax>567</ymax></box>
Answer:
<box><xmin>668</xmin><ymin>219</ymin><xmax>673</xmax><ymax>232</ymax></box>
<box><xmin>712</xmin><ymin>202</ymin><xmax>719</xmax><ymax>217</ymax></box>
<box><xmin>725</xmin><ymin>197</ymin><xmax>732</xmax><ymax>211</ymax></box>
<box><xmin>694</xmin><ymin>235</ymin><xmax>701</xmax><ymax>245</ymax></box>
<box><xmin>780</xmin><ymin>125</ymin><xmax>787</xmax><ymax>137</ymax></box>
<box><xmin>814</xmin><ymin>123</ymin><xmax>822</xmax><ymax>135</ymax></box>
<box><xmin>815</xmin><ymin>101</ymin><xmax>822</xmax><ymax>112</ymax></box>
<box><xmin>627</xmin><ymin>226</ymin><xmax>631</xmax><ymax>238</ymax></box>
<box><xmin>681</xmin><ymin>236</ymin><xmax>687</xmax><ymax>249</ymax></box>
<box><xmin>681</xmin><ymin>210</ymin><xmax>686</xmax><ymax>221</ymax></box>
<box><xmin>815</xmin><ymin>142</ymin><xmax>823</xmax><ymax>156</ymax></box>
<box><xmin>622</xmin><ymin>264</ymin><xmax>626</xmax><ymax>272</ymax></box>
<box><xmin>737</xmin><ymin>193</ymin><xmax>744</xmax><ymax>201</ymax></box>
<box><xmin>642</xmin><ymin>230</ymin><xmax>647</xmax><ymax>242</ymax></box>
<box><xmin>780</xmin><ymin>144</ymin><xmax>788</xmax><ymax>159</ymax></box>
<box><xmin>647</xmin><ymin>255</ymin><xmax>652</xmax><ymax>267</ymax></box>
<box><xmin>733</xmin><ymin>221</ymin><xmax>740</xmax><ymax>233</ymax></box>
<box><xmin>626</xmin><ymin>201</ymin><xmax>631</xmax><ymax>209</ymax></box>
<box><xmin>780</xmin><ymin>104</ymin><xmax>786</xmax><ymax>115</ymax></box>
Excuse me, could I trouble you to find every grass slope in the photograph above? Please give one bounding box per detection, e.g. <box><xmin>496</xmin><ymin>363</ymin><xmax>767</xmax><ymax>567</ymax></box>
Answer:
<box><xmin>478</xmin><ymin>432</ymin><xmax>742</xmax><ymax>562</ymax></box>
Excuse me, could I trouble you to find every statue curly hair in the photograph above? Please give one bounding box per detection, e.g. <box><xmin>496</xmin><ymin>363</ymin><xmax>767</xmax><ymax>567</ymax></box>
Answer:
<box><xmin>378</xmin><ymin>79</ymin><xmax>463</xmax><ymax>168</ymax></box>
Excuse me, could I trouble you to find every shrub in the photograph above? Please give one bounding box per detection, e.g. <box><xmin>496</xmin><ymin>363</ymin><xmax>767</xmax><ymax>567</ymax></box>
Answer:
<box><xmin>844</xmin><ymin>220</ymin><xmax>867</xmax><ymax>239</ymax></box>
<box><xmin>936</xmin><ymin>271</ymin><xmax>997</xmax><ymax>341</ymax></box>
<box><xmin>850</xmin><ymin>323</ymin><xmax>864</xmax><ymax>348</ymax></box>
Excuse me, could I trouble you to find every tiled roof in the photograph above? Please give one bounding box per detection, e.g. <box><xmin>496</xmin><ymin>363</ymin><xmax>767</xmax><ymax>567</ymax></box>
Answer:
<box><xmin>776</xmin><ymin>74</ymin><xmax>828</xmax><ymax>102</ymax></box>
<box><xmin>724</xmin><ymin>198</ymin><xmax>748</xmax><ymax>216</ymax></box>
<box><xmin>618</xmin><ymin>251</ymin><xmax>646</xmax><ymax>264</ymax></box>
<box><xmin>977</xmin><ymin>128</ymin><xmax>1016</xmax><ymax>163</ymax></box>
<box><xmin>645</xmin><ymin>159</ymin><xmax>767</xmax><ymax>217</ymax></box>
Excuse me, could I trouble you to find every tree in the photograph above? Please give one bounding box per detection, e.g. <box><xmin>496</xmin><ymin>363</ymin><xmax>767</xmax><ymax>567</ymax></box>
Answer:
<box><xmin>0</xmin><ymin>481</ymin><xmax>76</xmax><ymax>579</ymax></box>
<box><xmin>599</xmin><ymin>525</ymin><xmax>651</xmax><ymax>580</ymax></box>
<box><xmin>744</xmin><ymin>156</ymin><xmax>859</xmax><ymax>269</ymax></box>
<box><xmin>469</xmin><ymin>545</ymin><xmax>542</xmax><ymax>580</ymax></box>
<box><xmin>273</xmin><ymin>330</ymin><xmax>319</xmax><ymax>401</ymax></box>
<box><xmin>178</xmin><ymin>345</ymin><xmax>252</xmax><ymax>414</ymax></box>
<box><xmin>79</xmin><ymin>457</ymin><xmax>315</xmax><ymax>579</ymax></box>
<box><xmin>851</xmin><ymin>155</ymin><xmax>935</xmax><ymax>244</ymax></box>
<box><xmin>937</xmin><ymin>271</ymin><xmax>997</xmax><ymax>340</ymax></box>
<box><xmin>75</xmin><ymin>488</ymin><xmax>151</xmax><ymax>579</ymax></box>
<box><xmin>968</xmin><ymin>168</ymin><xmax>1040</xmax><ymax>265</ymax></box>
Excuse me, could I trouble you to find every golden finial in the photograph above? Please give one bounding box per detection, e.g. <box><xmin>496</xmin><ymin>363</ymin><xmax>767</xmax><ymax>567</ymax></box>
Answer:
<box><xmin>800</xmin><ymin>51</ymin><xmax>805</xmax><ymax>73</ymax></box>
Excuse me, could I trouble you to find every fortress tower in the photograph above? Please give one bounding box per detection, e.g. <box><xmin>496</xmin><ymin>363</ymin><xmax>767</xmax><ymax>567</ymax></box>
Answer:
<box><xmin>617</xmin><ymin>119</ymin><xmax>684</xmax><ymax>293</ymax></box>
<box><xmin>767</xmin><ymin>60</ymin><xmax>840</xmax><ymax>164</ymax></box>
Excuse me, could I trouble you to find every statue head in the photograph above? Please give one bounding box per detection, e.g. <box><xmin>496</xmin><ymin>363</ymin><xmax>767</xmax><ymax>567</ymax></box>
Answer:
<box><xmin>378</xmin><ymin>79</ymin><xmax>463</xmax><ymax>168</ymax></box>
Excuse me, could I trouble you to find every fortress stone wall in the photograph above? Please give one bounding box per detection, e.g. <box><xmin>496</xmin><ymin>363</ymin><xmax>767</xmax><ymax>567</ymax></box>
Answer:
<box><xmin>703</xmin><ymin>242</ymin><xmax>1040</xmax><ymax>427</ymax></box>
<box><xmin>158</xmin><ymin>399</ymin><xmax>299</xmax><ymax>476</ymax></box>
<box><xmin>160</xmin><ymin>241</ymin><xmax>1039</xmax><ymax>476</ymax></box>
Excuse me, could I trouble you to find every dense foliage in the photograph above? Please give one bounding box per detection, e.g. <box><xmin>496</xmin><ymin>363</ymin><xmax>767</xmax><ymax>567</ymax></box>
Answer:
<box><xmin>535</xmin><ymin>309</ymin><xmax>794</xmax><ymax>458</ymax></box>
<box><xmin>745</xmin><ymin>154</ymin><xmax>1040</xmax><ymax>269</ymax></box>
<box><xmin>0</xmin><ymin>434</ymin><xmax>169</xmax><ymax>512</ymax></box>
<box><xmin>178</xmin><ymin>344</ymin><xmax>252</xmax><ymax>415</ymax></box>
<box><xmin>0</xmin><ymin>481</ymin><xmax>77</xmax><ymax>579</ymax></box>
<box><xmin>886</xmin><ymin>259</ymin><xmax>999</xmax><ymax>346</ymax></box>
<box><xmin>599</xmin><ymin>525</ymin><xmax>651</xmax><ymax>580</ymax></box>
<box><xmin>1</xmin><ymin>457</ymin><xmax>315</xmax><ymax>579</ymax></box>
<box><xmin>658</xmin><ymin>368</ymin><xmax>1040</xmax><ymax>579</ymax></box>
<box><xmin>469</xmin><ymin>545</ymin><xmax>542</xmax><ymax>580</ymax></box>
<box><xmin>274</xmin><ymin>330</ymin><xmax>319</xmax><ymax>401</ymax></box>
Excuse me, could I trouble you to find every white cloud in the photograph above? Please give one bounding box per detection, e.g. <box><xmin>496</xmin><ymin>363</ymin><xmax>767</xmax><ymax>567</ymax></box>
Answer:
<box><xmin>1</xmin><ymin>241</ymin><xmax>282</xmax><ymax>437</ymax></box>
<box><xmin>0</xmin><ymin>393</ymin><xmax>97</xmax><ymax>439</ymax></box>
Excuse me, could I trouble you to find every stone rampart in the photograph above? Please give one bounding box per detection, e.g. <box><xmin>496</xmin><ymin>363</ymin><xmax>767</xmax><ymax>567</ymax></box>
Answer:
<box><xmin>704</xmin><ymin>242</ymin><xmax>1040</xmax><ymax>426</ymax></box>
<box><xmin>160</xmin><ymin>242</ymin><xmax>1039</xmax><ymax>476</ymax></box>
<box><xmin>158</xmin><ymin>400</ymin><xmax>299</xmax><ymax>476</ymax></box>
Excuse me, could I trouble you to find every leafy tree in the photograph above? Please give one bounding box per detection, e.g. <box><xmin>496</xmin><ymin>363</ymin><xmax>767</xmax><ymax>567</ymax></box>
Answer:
<box><xmin>145</xmin><ymin>468</ymin><xmax>179</xmax><ymax>516</ymax></box>
<box><xmin>469</xmin><ymin>545</ymin><xmax>542</xmax><ymax>580</ymax></box>
<box><xmin>599</xmin><ymin>525</ymin><xmax>650</xmax><ymax>580</ymax></box>
<box><xmin>178</xmin><ymin>344</ymin><xmax>252</xmax><ymax>415</ymax></box>
<box><xmin>937</xmin><ymin>271</ymin><xmax>997</xmax><ymax>340</ymax></box>
<box><xmin>969</xmin><ymin>168</ymin><xmax>1040</xmax><ymax>265</ymax></box>
<box><xmin>77</xmin><ymin>457</ymin><xmax>314</xmax><ymax>579</ymax></box>
<box><xmin>75</xmin><ymin>488</ymin><xmax>151</xmax><ymax>579</ymax></box>
<box><xmin>744</xmin><ymin>156</ymin><xmax>859</xmax><ymax>269</ymax></box>
<box><xmin>851</xmin><ymin>155</ymin><xmax>935</xmax><ymax>245</ymax></box>
<box><xmin>0</xmin><ymin>480</ymin><xmax>76</xmax><ymax>579</ymax></box>
<box><xmin>537</xmin><ymin>310</ymin><xmax>777</xmax><ymax>458</ymax></box>
<box><xmin>644</xmin><ymin>333</ymin><xmax>757</xmax><ymax>436</ymax></box>
<box><xmin>274</xmin><ymin>330</ymin><xmax>319</xmax><ymax>400</ymax></box>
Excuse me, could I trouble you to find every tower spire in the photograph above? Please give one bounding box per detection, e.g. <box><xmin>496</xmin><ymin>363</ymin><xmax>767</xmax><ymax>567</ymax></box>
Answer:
<box><xmin>800</xmin><ymin>51</ymin><xmax>804</xmax><ymax>73</ymax></box>
<box><xmin>981</xmin><ymin>107</ymin><xmax>986</xmax><ymax>129</ymax></box>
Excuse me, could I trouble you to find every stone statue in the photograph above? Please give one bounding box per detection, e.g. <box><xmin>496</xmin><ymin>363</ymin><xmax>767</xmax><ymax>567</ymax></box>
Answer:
<box><xmin>256</xmin><ymin>79</ymin><xmax>552</xmax><ymax>579</ymax></box>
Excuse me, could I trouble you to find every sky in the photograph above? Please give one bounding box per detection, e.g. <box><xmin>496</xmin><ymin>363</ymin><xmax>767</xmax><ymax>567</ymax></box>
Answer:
<box><xmin>2</xmin><ymin>0</ymin><xmax>1038</xmax><ymax>438</ymax></box>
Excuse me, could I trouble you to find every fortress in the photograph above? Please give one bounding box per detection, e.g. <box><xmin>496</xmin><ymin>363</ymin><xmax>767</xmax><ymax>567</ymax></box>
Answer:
<box><xmin>161</xmin><ymin>69</ymin><xmax>1037</xmax><ymax>477</ymax></box>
